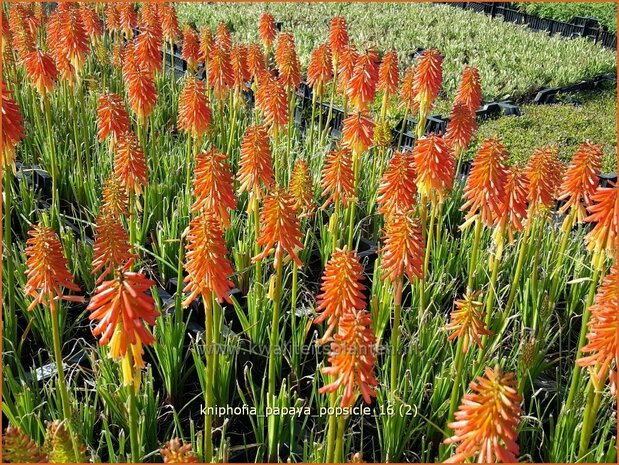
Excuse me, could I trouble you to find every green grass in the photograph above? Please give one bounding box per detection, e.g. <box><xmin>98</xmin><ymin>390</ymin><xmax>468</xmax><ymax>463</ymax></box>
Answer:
<box><xmin>518</xmin><ymin>2</ymin><xmax>618</xmax><ymax>33</ymax></box>
<box><xmin>177</xmin><ymin>2</ymin><xmax>616</xmax><ymax>103</ymax></box>
<box><xmin>473</xmin><ymin>85</ymin><xmax>618</xmax><ymax>173</ymax></box>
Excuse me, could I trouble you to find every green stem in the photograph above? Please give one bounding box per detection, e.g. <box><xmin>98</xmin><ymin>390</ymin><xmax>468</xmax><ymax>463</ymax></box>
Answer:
<box><xmin>267</xmin><ymin>258</ymin><xmax>284</xmax><ymax>462</ymax></box>
<box><xmin>203</xmin><ymin>291</ymin><xmax>214</xmax><ymax>462</ymax></box>
<box><xmin>503</xmin><ymin>221</ymin><xmax>531</xmax><ymax>318</ymax></box>
<box><xmin>325</xmin><ymin>391</ymin><xmax>337</xmax><ymax>463</ymax></box>
<box><xmin>423</xmin><ymin>203</ymin><xmax>437</xmax><ymax>292</ymax></box>
<box><xmin>396</xmin><ymin>108</ymin><xmax>409</xmax><ymax>151</ymax></box>
<box><xmin>578</xmin><ymin>379</ymin><xmax>602</xmax><ymax>459</ymax></box>
<box><xmin>446</xmin><ymin>337</ymin><xmax>465</xmax><ymax>429</ymax></box>
<box><xmin>43</xmin><ymin>96</ymin><xmax>59</xmax><ymax>227</ymax></box>
<box><xmin>308</xmin><ymin>91</ymin><xmax>317</xmax><ymax>151</ymax></box>
<box><xmin>390</xmin><ymin>280</ymin><xmax>403</xmax><ymax>397</ymax></box>
<box><xmin>467</xmin><ymin>218</ymin><xmax>483</xmax><ymax>292</ymax></box>
<box><xmin>347</xmin><ymin>151</ymin><xmax>361</xmax><ymax>248</ymax></box>
<box><xmin>550</xmin><ymin>209</ymin><xmax>577</xmax><ymax>302</ymax></box>
<box><xmin>334</xmin><ymin>414</ymin><xmax>346</xmax><ymax>462</ymax></box>
<box><xmin>127</xmin><ymin>375</ymin><xmax>140</xmax><ymax>463</ymax></box>
<box><xmin>291</xmin><ymin>262</ymin><xmax>299</xmax><ymax>373</ymax></box>
<box><xmin>4</xmin><ymin>171</ymin><xmax>15</xmax><ymax>336</ymax></box>
<box><xmin>252</xmin><ymin>197</ymin><xmax>263</xmax><ymax>284</ymax></box>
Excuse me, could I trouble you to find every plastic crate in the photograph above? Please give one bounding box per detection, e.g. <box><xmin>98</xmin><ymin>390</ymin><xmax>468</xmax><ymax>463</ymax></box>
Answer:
<box><xmin>425</xmin><ymin>115</ymin><xmax>448</xmax><ymax>135</ymax></box>
<box><xmin>497</xmin><ymin>101</ymin><xmax>521</xmax><ymax>116</ymax></box>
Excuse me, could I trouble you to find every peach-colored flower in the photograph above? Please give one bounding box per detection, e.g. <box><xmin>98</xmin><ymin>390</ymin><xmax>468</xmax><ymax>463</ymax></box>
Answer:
<box><xmin>274</xmin><ymin>31</ymin><xmax>301</xmax><ymax>90</ymax></box>
<box><xmin>461</xmin><ymin>138</ymin><xmax>509</xmax><ymax>228</ymax></box>
<box><xmin>97</xmin><ymin>92</ymin><xmax>131</xmax><ymax>145</ymax></box>
<box><xmin>445</xmin><ymin>366</ymin><xmax>522</xmax><ymax>463</ymax></box>
<box><xmin>181</xmin><ymin>23</ymin><xmax>200</xmax><ymax>71</ymax></box>
<box><xmin>160</xmin><ymin>3</ymin><xmax>181</xmax><ymax>44</ymax></box>
<box><xmin>247</xmin><ymin>42</ymin><xmax>266</xmax><ymax>81</ymax></box>
<box><xmin>399</xmin><ymin>66</ymin><xmax>418</xmax><ymax>115</ymax></box>
<box><xmin>161</xmin><ymin>438</ymin><xmax>198</xmax><ymax>464</ymax></box>
<box><xmin>444</xmin><ymin>103</ymin><xmax>476</xmax><ymax>156</ymax></box>
<box><xmin>216</xmin><ymin>21</ymin><xmax>232</xmax><ymax>52</ymax></box>
<box><xmin>413</xmin><ymin>134</ymin><xmax>454</xmax><ymax>204</ymax></box>
<box><xmin>2</xmin><ymin>81</ymin><xmax>25</xmax><ymax>169</ymax></box>
<box><xmin>328</xmin><ymin>16</ymin><xmax>349</xmax><ymax>63</ymax></box>
<box><xmin>208</xmin><ymin>42</ymin><xmax>234</xmax><ymax>101</ymax></box>
<box><xmin>183</xmin><ymin>209</ymin><xmax>235</xmax><ymax>306</ymax></box>
<box><xmin>584</xmin><ymin>183</ymin><xmax>618</xmax><ymax>255</ymax></box>
<box><xmin>126</xmin><ymin>64</ymin><xmax>157</xmax><ymax>122</ymax></box>
<box><xmin>2</xmin><ymin>426</ymin><xmax>46</xmax><ymax>464</ymax></box>
<box><xmin>342</xmin><ymin>110</ymin><xmax>374</xmax><ymax>155</ymax></box>
<box><xmin>191</xmin><ymin>149</ymin><xmax>237</xmax><ymax>227</ymax></box>
<box><xmin>114</xmin><ymin>131</ymin><xmax>149</xmax><ymax>195</ymax></box>
<box><xmin>24</xmin><ymin>224</ymin><xmax>83</xmax><ymax>313</ymax></box>
<box><xmin>178</xmin><ymin>78</ymin><xmax>212</xmax><ymax>140</ymax></box>
<box><xmin>495</xmin><ymin>166</ymin><xmax>529</xmax><ymax>243</ymax></box>
<box><xmin>92</xmin><ymin>211</ymin><xmax>135</xmax><ymax>283</ymax></box>
<box><xmin>238</xmin><ymin>124</ymin><xmax>274</xmax><ymax>199</ymax></box>
<box><xmin>413</xmin><ymin>49</ymin><xmax>442</xmax><ymax>118</ymax></box>
<box><xmin>347</xmin><ymin>49</ymin><xmax>379</xmax><ymax>112</ymax></box>
<box><xmin>525</xmin><ymin>146</ymin><xmax>562</xmax><ymax>213</ymax></box>
<box><xmin>337</xmin><ymin>44</ymin><xmax>358</xmax><ymax>95</ymax></box>
<box><xmin>104</xmin><ymin>3</ymin><xmax>120</xmax><ymax>33</ymax></box>
<box><xmin>101</xmin><ymin>176</ymin><xmax>130</xmax><ymax>220</ymax></box>
<box><xmin>230</xmin><ymin>44</ymin><xmax>250</xmax><ymax>94</ymax></box>
<box><xmin>289</xmin><ymin>159</ymin><xmax>315</xmax><ymax>217</ymax></box>
<box><xmin>252</xmin><ymin>188</ymin><xmax>304</xmax><ymax>268</ymax></box>
<box><xmin>118</xmin><ymin>2</ymin><xmax>137</xmax><ymax>39</ymax></box>
<box><xmin>380</xmin><ymin>211</ymin><xmax>423</xmax><ymax>284</ymax></box>
<box><xmin>557</xmin><ymin>142</ymin><xmax>603</xmax><ymax>222</ymax></box>
<box><xmin>307</xmin><ymin>43</ymin><xmax>333</xmax><ymax>97</ymax></box>
<box><xmin>320</xmin><ymin>308</ymin><xmax>378</xmax><ymax>408</ymax></box>
<box><xmin>377</xmin><ymin>51</ymin><xmax>399</xmax><ymax>98</ymax></box>
<box><xmin>314</xmin><ymin>247</ymin><xmax>366</xmax><ymax>343</ymax></box>
<box><xmin>320</xmin><ymin>146</ymin><xmax>355</xmax><ymax>209</ymax></box>
<box><xmin>259</xmin><ymin>12</ymin><xmax>277</xmax><ymax>50</ymax></box>
<box><xmin>256</xmin><ymin>73</ymin><xmax>289</xmax><ymax>135</ymax></box>
<box><xmin>377</xmin><ymin>151</ymin><xmax>417</xmax><ymax>218</ymax></box>
<box><xmin>445</xmin><ymin>291</ymin><xmax>492</xmax><ymax>353</ymax></box>
<box><xmin>454</xmin><ymin>66</ymin><xmax>482</xmax><ymax>113</ymax></box>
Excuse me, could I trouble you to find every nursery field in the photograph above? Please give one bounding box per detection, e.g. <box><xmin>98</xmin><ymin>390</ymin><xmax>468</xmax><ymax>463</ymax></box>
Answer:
<box><xmin>2</xmin><ymin>2</ymin><xmax>618</xmax><ymax>464</ymax></box>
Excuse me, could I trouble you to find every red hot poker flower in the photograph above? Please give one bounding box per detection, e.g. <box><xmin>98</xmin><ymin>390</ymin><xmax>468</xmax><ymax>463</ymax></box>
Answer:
<box><xmin>178</xmin><ymin>78</ymin><xmax>212</xmax><ymax>140</ymax></box>
<box><xmin>461</xmin><ymin>138</ymin><xmax>509</xmax><ymax>229</ymax></box>
<box><xmin>2</xmin><ymin>82</ymin><xmax>26</xmax><ymax>170</ymax></box>
<box><xmin>320</xmin><ymin>308</ymin><xmax>378</xmax><ymax>408</ymax></box>
<box><xmin>557</xmin><ymin>142</ymin><xmax>603</xmax><ymax>222</ymax></box>
<box><xmin>399</xmin><ymin>66</ymin><xmax>418</xmax><ymax>115</ymax></box>
<box><xmin>97</xmin><ymin>92</ymin><xmax>131</xmax><ymax>145</ymax></box>
<box><xmin>238</xmin><ymin>124</ymin><xmax>274</xmax><ymax>200</ymax></box>
<box><xmin>104</xmin><ymin>3</ymin><xmax>120</xmax><ymax>33</ymax></box>
<box><xmin>24</xmin><ymin>224</ymin><xmax>82</xmax><ymax>313</ymax></box>
<box><xmin>413</xmin><ymin>134</ymin><xmax>454</xmax><ymax>204</ymax></box>
<box><xmin>342</xmin><ymin>110</ymin><xmax>374</xmax><ymax>155</ymax></box>
<box><xmin>307</xmin><ymin>43</ymin><xmax>333</xmax><ymax>98</ymax></box>
<box><xmin>252</xmin><ymin>188</ymin><xmax>304</xmax><ymax>268</ymax></box>
<box><xmin>377</xmin><ymin>51</ymin><xmax>399</xmax><ymax>98</ymax></box>
<box><xmin>377</xmin><ymin>151</ymin><xmax>417</xmax><ymax>218</ymax></box>
<box><xmin>247</xmin><ymin>43</ymin><xmax>266</xmax><ymax>81</ymax></box>
<box><xmin>445</xmin><ymin>291</ymin><xmax>492</xmax><ymax>353</ymax></box>
<box><xmin>380</xmin><ymin>211</ymin><xmax>424</xmax><ymax>284</ymax></box>
<box><xmin>199</xmin><ymin>27</ymin><xmax>214</xmax><ymax>64</ymax></box>
<box><xmin>337</xmin><ymin>44</ymin><xmax>358</xmax><ymax>95</ymax></box>
<box><xmin>161</xmin><ymin>438</ymin><xmax>198</xmax><ymax>464</ymax></box>
<box><xmin>584</xmin><ymin>183</ymin><xmax>618</xmax><ymax>255</ymax></box>
<box><xmin>274</xmin><ymin>31</ymin><xmax>301</xmax><ymax>90</ymax></box>
<box><xmin>101</xmin><ymin>176</ymin><xmax>130</xmax><ymax>220</ymax></box>
<box><xmin>114</xmin><ymin>131</ymin><xmax>149</xmax><ymax>195</ymax></box>
<box><xmin>495</xmin><ymin>166</ymin><xmax>529</xmax><ymax>243</ymax></box>
<box><xmin>183</xmin><ymin>209</ymin><xmax>235</xmax><ymax>306</ymax></box>
<box><xmin>216</xmin><ymin>22</ymin><xmax>232</xmax><ymax>52</ymax></box>
<box><xmin>328</xmin><ymin>16</ymin><xmax>349</xmax><ymax>63</ymax></box>
<box><xmin>320</xmin><ymin>146</ymin><xmax>355</xmax><ymax>209</ymax></box>
<box><xmin>88</xmin><ymin>267</ymin><xmax>159</xmax><ymax>388</ymax></box>
<box><xmin>454</xmin><ymin>66</ymin><xmax>482</xmax><ymax>113</ymax></box>
<box><xmin>413</xmin><ymin>49</ymin><xmax>443</xmax><ymax>118</ymax></box>
<box><xmin>208</xmin><ymin>42</ymin><xmax>234</xmax><ymax>101</ymax></box>
<box><xmin>192</xmin><ymin>149</ymin><xmax>237</xmax><ymax>227</ymax></box>
<box><xmin>444</xmin><ymin>103</ymin><xmax>476</xmax><ymax>157</ymax></box>
<box><xmin>258</xmin><ymin>12</ymin><xmax>277</xmax><ymax>50</ymax></box>
<box><xmin>135</xmin><ymin>23</ymin><xmax>163</xmax><ymax>74</ymax></box>
<box><xmin>445</xmin><ymin>366</ymin><xmax>522</xmax><ymax>463</ymax></box>
<box><xmin>314</xmin><ymin>247</ymin><xmax>366</xmax><ymax>344</ymax></box>
<box><xmin>57</xmin><ymin>3</ymin><xmax>90</xmax><ymax>74</ymax></box>
<box><xmin>118</xmin><ymin>3</ymin><xmax>137</xmax><ymax>39</ymax></box>
<box><xmin>160</xmin><ymin>3</ymin><xmax>181</xmax><ymax>44</ymax></box>
<box><xmin>347</xmin><ymin>49</ymin><xmax>379</xmax><ymax>112</ymax></box>
<box><xmin>92</xmin><ymin>211</ymin><xmax>135</xmax><ymax>283</ymax></box>
<box><xmin>525</xmin><ymin>146</ymin><xmax>562</xmax><ymax>213</ymax></box>
<box><xmin>79</xmin><ymin>4</ymin><xmax>103</xmax><ymax>41</ymax></box>
<box><xmin>230</xmin><ymin>44</ymin><xmax>250</xmax><ymax>94</ymax></box>
<box><xmin>126</xmin><ymin>64</ymin><xmax>158</xmax><ymax>122</ymax></box>
<box><xmin>289</xmin><ymin>158</ymin><xmax>315</xmax><ymax>218</ymax></box>
<box><xmin>256</xmin><ymin>73</ymin><xmax>289</xmax><ymax>135</ymax></box>
<box><xmin>181</xmin><ymin>23</ymin><xmax>200</xmax><ymax>71</ymax></box>
<box><xmin>22</xmin><ymin>49</ymin><xmax>58</xmax><ymax>96</ymax></box>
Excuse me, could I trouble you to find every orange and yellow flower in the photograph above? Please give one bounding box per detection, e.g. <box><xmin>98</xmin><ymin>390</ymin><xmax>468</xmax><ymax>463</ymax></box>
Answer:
<box><xmin>399</xmin><ymin>66</ymin><xmax>418</xmax><ymax>115</ymax></box>
<box><xmin>92</xmin><ymin>212</ymin><xmax>135</xmax><ymax>283</ymax></box>
<box><xmin>258</xmin><ymin>12</ymin><xmax>277</xmax><ymax>50</ymax></box>
<box><xmin>24</xmin><ymin>224</ymin><xmax>83</xmax><ymax>313</ymax></box>
<box><xmin>104</xmin><ymin>3</ymin><xmax>120</xmax><ymax>34</ymax></box>
<box><xmin>342</xmin><ymin>110</ymin><xmax>374</xmax><ymax>155</ymax></box>
<box><xmin>216</xmin><ymin>22</ymin><xmax>232</xmax><ymax>52</ymax></box>
<box><xmin>320</xmin><ymin>146</ymin><xmax>355</xmax><ymax>209</ymax></box>
<box><xmin>79</xmin><ymin>4</ymin><xmax>103</xmax><ymax>42</ymax></box>
<box><xmin>524</xmin><ymin>146</ymin><xmax>562</xmax><ymax>213</ymax></box>
<box><xmin>461</xmin><ymin>138</ymin><xmax>509</xmax><ymax>228</ymax></box>
<box><xmin>274</xmin><ymin>31</ymin><xmax>301</xmax><ymax>90</ymax></box>
<box><xmin>413</xmin><ymin>49</ymin><xmax>442</xmax><ymax>118</ymax></box>
<box><xmin>252</xmin><ymin>188</ymin><xmax>304</xmax><ymax>268</ymax></box>
<box><xmin>22</xmin><ymin>49</ymin><xmax>58</xmax><ymax>96</ymax></box>
<box><xmin>584</xmin><ymin>183</ymin><xmax>618</xmax><ymax>255</ymax></box>
<box><xmin>413</xmin><ymin>134</ymin><xmax>454</xmax><ymax>204</ymax></box>
<box><xmin>256</xmin><ymin>73</ymin><xmax>289</xmax><ymax>135</ymax></box>
<box><xmin>445</xmin><ymin>366</ymin><xmax>522</xmax><ymax>463</ymax></box>
<box><xmin>557</xmin><ymin>142</ymin><xmax>603</xmax><ymax>222</ymax></box>
<box><xmin>337</xmin><ymin>44</ymin><xmax>358</xmax><ymax>95</ymax></box>
<box><xmin>2</xmin><ymin>426</ymin><xmax>47</xmax><ymax>464</ymax></box>
<box><xmin>495</xmin><ymin>166</ymin><xmax>529</xmax><ymax>243</ymax></box>
<box><xmin>377</xmin><ymin>51</ymin><xmax>399</xmax><ymax>98</ymax></box>
<box><xmin>454</xmin><ymin>66</ymin><xmax>482</xmax><ymax>113</ymax></box>
<box><xmin>97</xmin><ymin>92</ymin><xmax>131</xmax><ymax>145</ymax></box>
<box><xmin>208</xmin><ymin>42</ymin><xmax>234</xmax><ymax>101</ymax></box>
<box><xmin>101</xmin><ymin>176</ymin><xmax>130</xmax><ymax>220</ymax></box>
<box><xmin>183</xmin><ymin>209</ymin><xmax>236</xmax><ymax>306</ymax></box>
<box><xmin>178</xmin><ymin>78</ymin><xmax>212</xmax><ymax>140</ymax></box>
<box><xmin>320</xmin><ymin>308</ymin><xmax>378</xmax><ymax>407</ymax></box>
<box><xmin>118</xmin><ymin>2</ymin><xmax>137</xmax><ymax>39</ymax></box>
<box><xmin>126</xmin><ymin>64</ymin><xmax>157</xmax><ymax>122</ymax></box>
<box><xmin>314</xmin><ymin>247</ymin><xmax>366</xmax><ymax>344</ymax></box>
<box><xmin>444</xmin><ymin>103</ymin><xmax>476</xmax><ymax>157</ymax></box>
<box><xmin>231</xmin><ymin>44</ymin><xmax>250</xmax><ymax>94</ymax></box>
<box><xmin>380</xmin><ymin>211</ymin><xmax>423</xmax><ymax>284</ymax></box>
<box><xmin>114</xmin><ymin>131</ymin><xmax>149</xmax><ymax>196</ymax></box>
<box><xmin>57</xmin><ymin>3</ymin><xmax>90</xmax><ymax>74</ymax></box>
<box><xmin>377</xmin><ymin>151</ymin><xmax>417</xmax><ymax>218</ymax></box>
<box><xmin>181</xmin><ymin>23</ymin><xmax>200</xmax><ymax>72</ymax></box>
<box><xmin>160</xmin><ymin>3</ymin><xmax>181</xmax><ymax>44</ymax></box>
<box><xmin>347</xmin><ymin>49</ymin><xmax>379</xmax><ymax>112</ymax></box>
<box><xmin>2</xmin><ymin>82</ymin><xmax>25</xmax><ymax>170</ymax></box>
<box><xmin>328</xmin><ymin>16</ymin><xmax>349</xmax><ymax>63</ymax></box>
<box><xmin>445</xmin><ymin>291</ymin><xmax>492</xmax><ymax>353</ymax></box>
<box><xmin>247</xmin><ymin>43</ymin><xmax>266</xmax><ymax>81</ymax></box>
<box><xmin>289</xmin><ymin>159</ymin><xmax>315</xmax><ymax>217</ymax></box>
<box><xmin>161</xmin><ymin>438</ymin><xmax>198</xmax><ymax>464</ymax></box>
<box><xmin>238</xmin><ymin>124</ymin><xmax>274</xmax><ymax>200</ymax></box>
<box><xmin>135</xmin><ymin>23</ymin><xmax>163</xmax><ymax>74</ymax></box>
<box><xmin>307</xmin><ymin>43</ymin><xmax>333</xmax><ymax>97</ymax></box>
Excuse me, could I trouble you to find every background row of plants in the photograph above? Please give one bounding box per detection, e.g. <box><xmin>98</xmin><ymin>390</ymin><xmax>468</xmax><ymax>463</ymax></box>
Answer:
<box><xmin>2</xmin><ymin>2</ymin><xmax>617</xmax><ymax>464</ymax></box>
<box><xmin>516</xmin><ymin>2</ymin><xmax>617</xmax><ymax>33</ymax></box>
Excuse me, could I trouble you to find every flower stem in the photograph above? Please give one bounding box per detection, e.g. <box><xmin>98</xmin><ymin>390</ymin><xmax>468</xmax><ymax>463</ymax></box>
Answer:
<box><xmin>390</xmin><ymin>279</ymin><xmax>403</xmax><ymax>397</ymax></box>
<box><xmin>127</xmin><ymin>374</ymin><xmax>140</xmax><ymax>463</ymax></box>
<box><xmin>334</xmin><ymin>414</ymin><xmax>346</xmax><ymax>462</ymax></box>
<box><xmin>503</xmin><ymin>221</ymin><xmax>531</xmax><ymax>318</ymax></box>
<box><xmin>203</xmin><ymin>291</ymin><xmax>214</xmax><ymax>462</ymax></box>
<box><xmin>446</xmin><ymin>336</ymin><xmax>465</xmax><ymax>431</ymax></box>
<box><xmin>578</xmin><ymin>378</ymin><xmax>602</xmax><ymax>459</ymax></box>
<box><xmin>325</xmin><ymin>391</ymin><xmax>337</xmax><ymax>463</ymax></box>
<box><xmin>267</xmin><ymin>258</ymin><xmax>284</xmax><ymax>462</ymax></box>
<box><xmin>467</xmin><ymin>218</ymin><xmax>483</xmax><ymax>292</ymax></box>
<box><xmin>4</xmin><ymin>170</ymin><xmax>15</xmax><ymax>337</ymax></box>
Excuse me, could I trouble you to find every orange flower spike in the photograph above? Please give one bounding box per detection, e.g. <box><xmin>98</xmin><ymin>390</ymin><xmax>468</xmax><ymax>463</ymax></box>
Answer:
<box><xmin>181</xmin><ymin>23</ymin><xmax>201</xmax><ymax>71</ymax></box>
<box><xmin>178</xmin><ymin>78</ymin><xmax>212</xmax><ymax>140</ymax></box>
<box><xmin>9</xmin><ymin>5</ymin><xmax>36</xmax><ymax>59</ymax></box>
<box><xmin>445</xmin><ymin>291</ymin><xmax>492</xmax><ymax>353</ymax></box>
<box><xmin>557</xmin><ymin>142</ymin><xmax>603</xmax><ymax>222</ymax></box>
<box><xmin>92</xmin><ymin>212</ymin><xmax>135</xmax><ymax>283</ymax></box>
<box><xmin>347</xmin><ymin>49</ymin><xmax>379</xmax><ymax>112</ymax></box>
<box><xmin>2</xmin><ymin>82</ymin><xmax>25</xmax><ymax>170</ymax></box>
<box><xmin>192</xmin><ymin>149</ymin><xmax>236</xmax><ymax>227</ymax></box>
<box><xmin>454</xmin><ymin>66</ymin><xmax>482</xmax><ymax>113</ymax></box>
<box><xmin>444</xmin><ymin>366</ymin><xmax>522</xmax><ymax>463</ymax></box>
<box><xmin>525</xmin><ymin>146</ymin><xmax>562</xmax><ymax>213</ymax></box>
<box><xmin>101</xmin><ymin>176</ymin><xmax>130</xmax><ymax>220</ymax></box>
<box><xmin>160</xmin><ymin>3</ymin><xmax>181</xmax><ymax>44</ymax></box>
<box><xmin>135</xmin><ymin>23</ymin><xmax>163</xmax><ymax>74</ymax></box>
<box><xmin>2</xmin><ymin>425</ymin><xmax>47</xmax><ymax>464</ymax></box>
<box><xmin>342</xmin><ymin>110</ymin><xmax>375</xmax><ymax>156</ymax></box>
<box><xmin>289</xmin><ymin>159</ymin><xmax>315</xmax><ymax>217</ymax></box>
<box><xmin>183</xmin><ymin>209</ymin><xmax>235</xmax><ymax>306</ymax></box>
<box><xmin>377</xmin><ymin>151</ymin><xmax>417</xmax><ymax>218</ymax></box>
<box><xmin>380</xmin><ymin>211</ymin><xmax>424</xmax><ymax>284</ymax></box>
<box><xmin>238</xmin><ymin>124</ymin><xmax>274</xmax><ymax>199</ymax></box>
<box><xmin>258</xmin><ymin>12</ymin><xmax>277</xmax><ymax>50</ymax></box>
<box><xmin>337</xmin><ymin>44</ymin><xmax>358</xmax><ymax>95</ymax></box>
<box><xmin>400</xmin><ymin>66</ymin><xmax>419</xmax><ymax>115</ymax></box>
<box><xmin>199</xmin><ymin>27</ymin><xmax>214</xmax><ymax>63</ymax></box>
<box><xmin>461</xmin><ymin>138</ymin><xmax>509</xmax><ymax>228</ymax></box>
<box><xmin>79</xmin><ymin>4</ymin><xmax>103</xmax><ymax>41</ymax></box>
<box><xmin>231</xmin><ymin>44</ymin><xmax>250</xmax><ymax>93</ymax></box>
<box><xmin>247</xmin><ymin>43</ymin><xmax>266</xmax><ymax>81</ymax></box>
<box><xmin>274</xmin><ymin>31</ymin><xmax>301</xmax><ymax>90</ymax></box>
<box><xmin>97</xmin><ymin>92</ymin><xmax>131</xmax><ymax>144</ymax></box>
<box><xmin>208</xmin><ymin>43</ymin><xmax>234</xmax><ymax>101</ymax></box>
<box><xmin>413</xmin><ymin>49</ymin><xmax>443</xmax><ymax>118</ymax></box>
<box><xmin>259</xmin><ymin>75</ymin><xmax>289</xmax><ymax>135</ymax></box>
<box><xmin>307</xmin><ymin>43</ymin><xmax>333</xmax><ymax>98</ymax></box>
<box><xmin>114</xmin><ymin>132</ymin><xmax>149</xmax><ymax>196</ymax></box>
<box><xmin>577</xmin><ymin>265</ymin><xmax>619</xmax><ymax>391</ymax></box>
<box><xmin>58</xmin><ymin>3</ymin><xmax>90</xmax><ymax>73</ymax></box>
<box><xmin>328</xmin><ymin>16</ymin><xmax>349</xmax><ymax>63</ymax></box>
<box><xmin>445</xmin><ymin>103</ymin><xmax>476</xmax><ymax>157</ymax></box>
<box><xmin>496</xmin><ymin>166</ymin><xmax>529</xmax><ymax>243</ymax></box>
<box><xmin>377</xmin><ymin>51</ymin><xmax>399</xmax><ymax>98</ymax></box>
<box><xmin>104</xmin><ymin>3</ymin><xmax>120</xmax><ymax>34</ymax></box>
<box><xmin>413</xmin><ymin>134</ymin><xmax>455</xmax><ymax>204</ymax></box>
<box><xmin>314</xmin><ymin>247</ymin><xmax>366</xmax><ymax>343</ymax></box>
<box><xmin>584</xmin><ymin>183</ymin><xmax>618</xmax><ymax>255</ymax></box>
<box><xmin>24</xmin><ymin>224</ymin><xmax>83</xmax><ymax>313</ymax></box>
<box><xmin>252</xmin><ymin>188</ymin><xmax>304</xmax><ymax>268</ymax></box>
<box><xmin>216</xmin><ymin>21</ymin><xmax>232</xmax><ymax>52</ymax></box>
<box><xmin>320</xmin><ymin>146</ymin><xmax>355</xmax><ymax>209</ymax></box>
<box><xmin>161</xmin><ymin>438</ymin><xmax>198</xmax><ymax>464</ymax></box>
<box><xmin>88</xmin><ymin>267</ymin><xmax>159</xmax><ymax>388</ymax></box>
<box><xmin>111</xmin><ymin>41</ymin><xmax>124</xmax><ymax>70</ymax></box>
<box><xmin>118</xmin><ymin>2</ymin><xmax>137</xmax><ymax>39</ymax></box>
<box><xmin>320</xmin><ymin>308</ymin><xmax>378</xmax><ymax>407</ymax></box>
<box><xmin>126</xmin><ymin>65</ymin><xmax>158</xmax><ymax>122</ymax></box>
